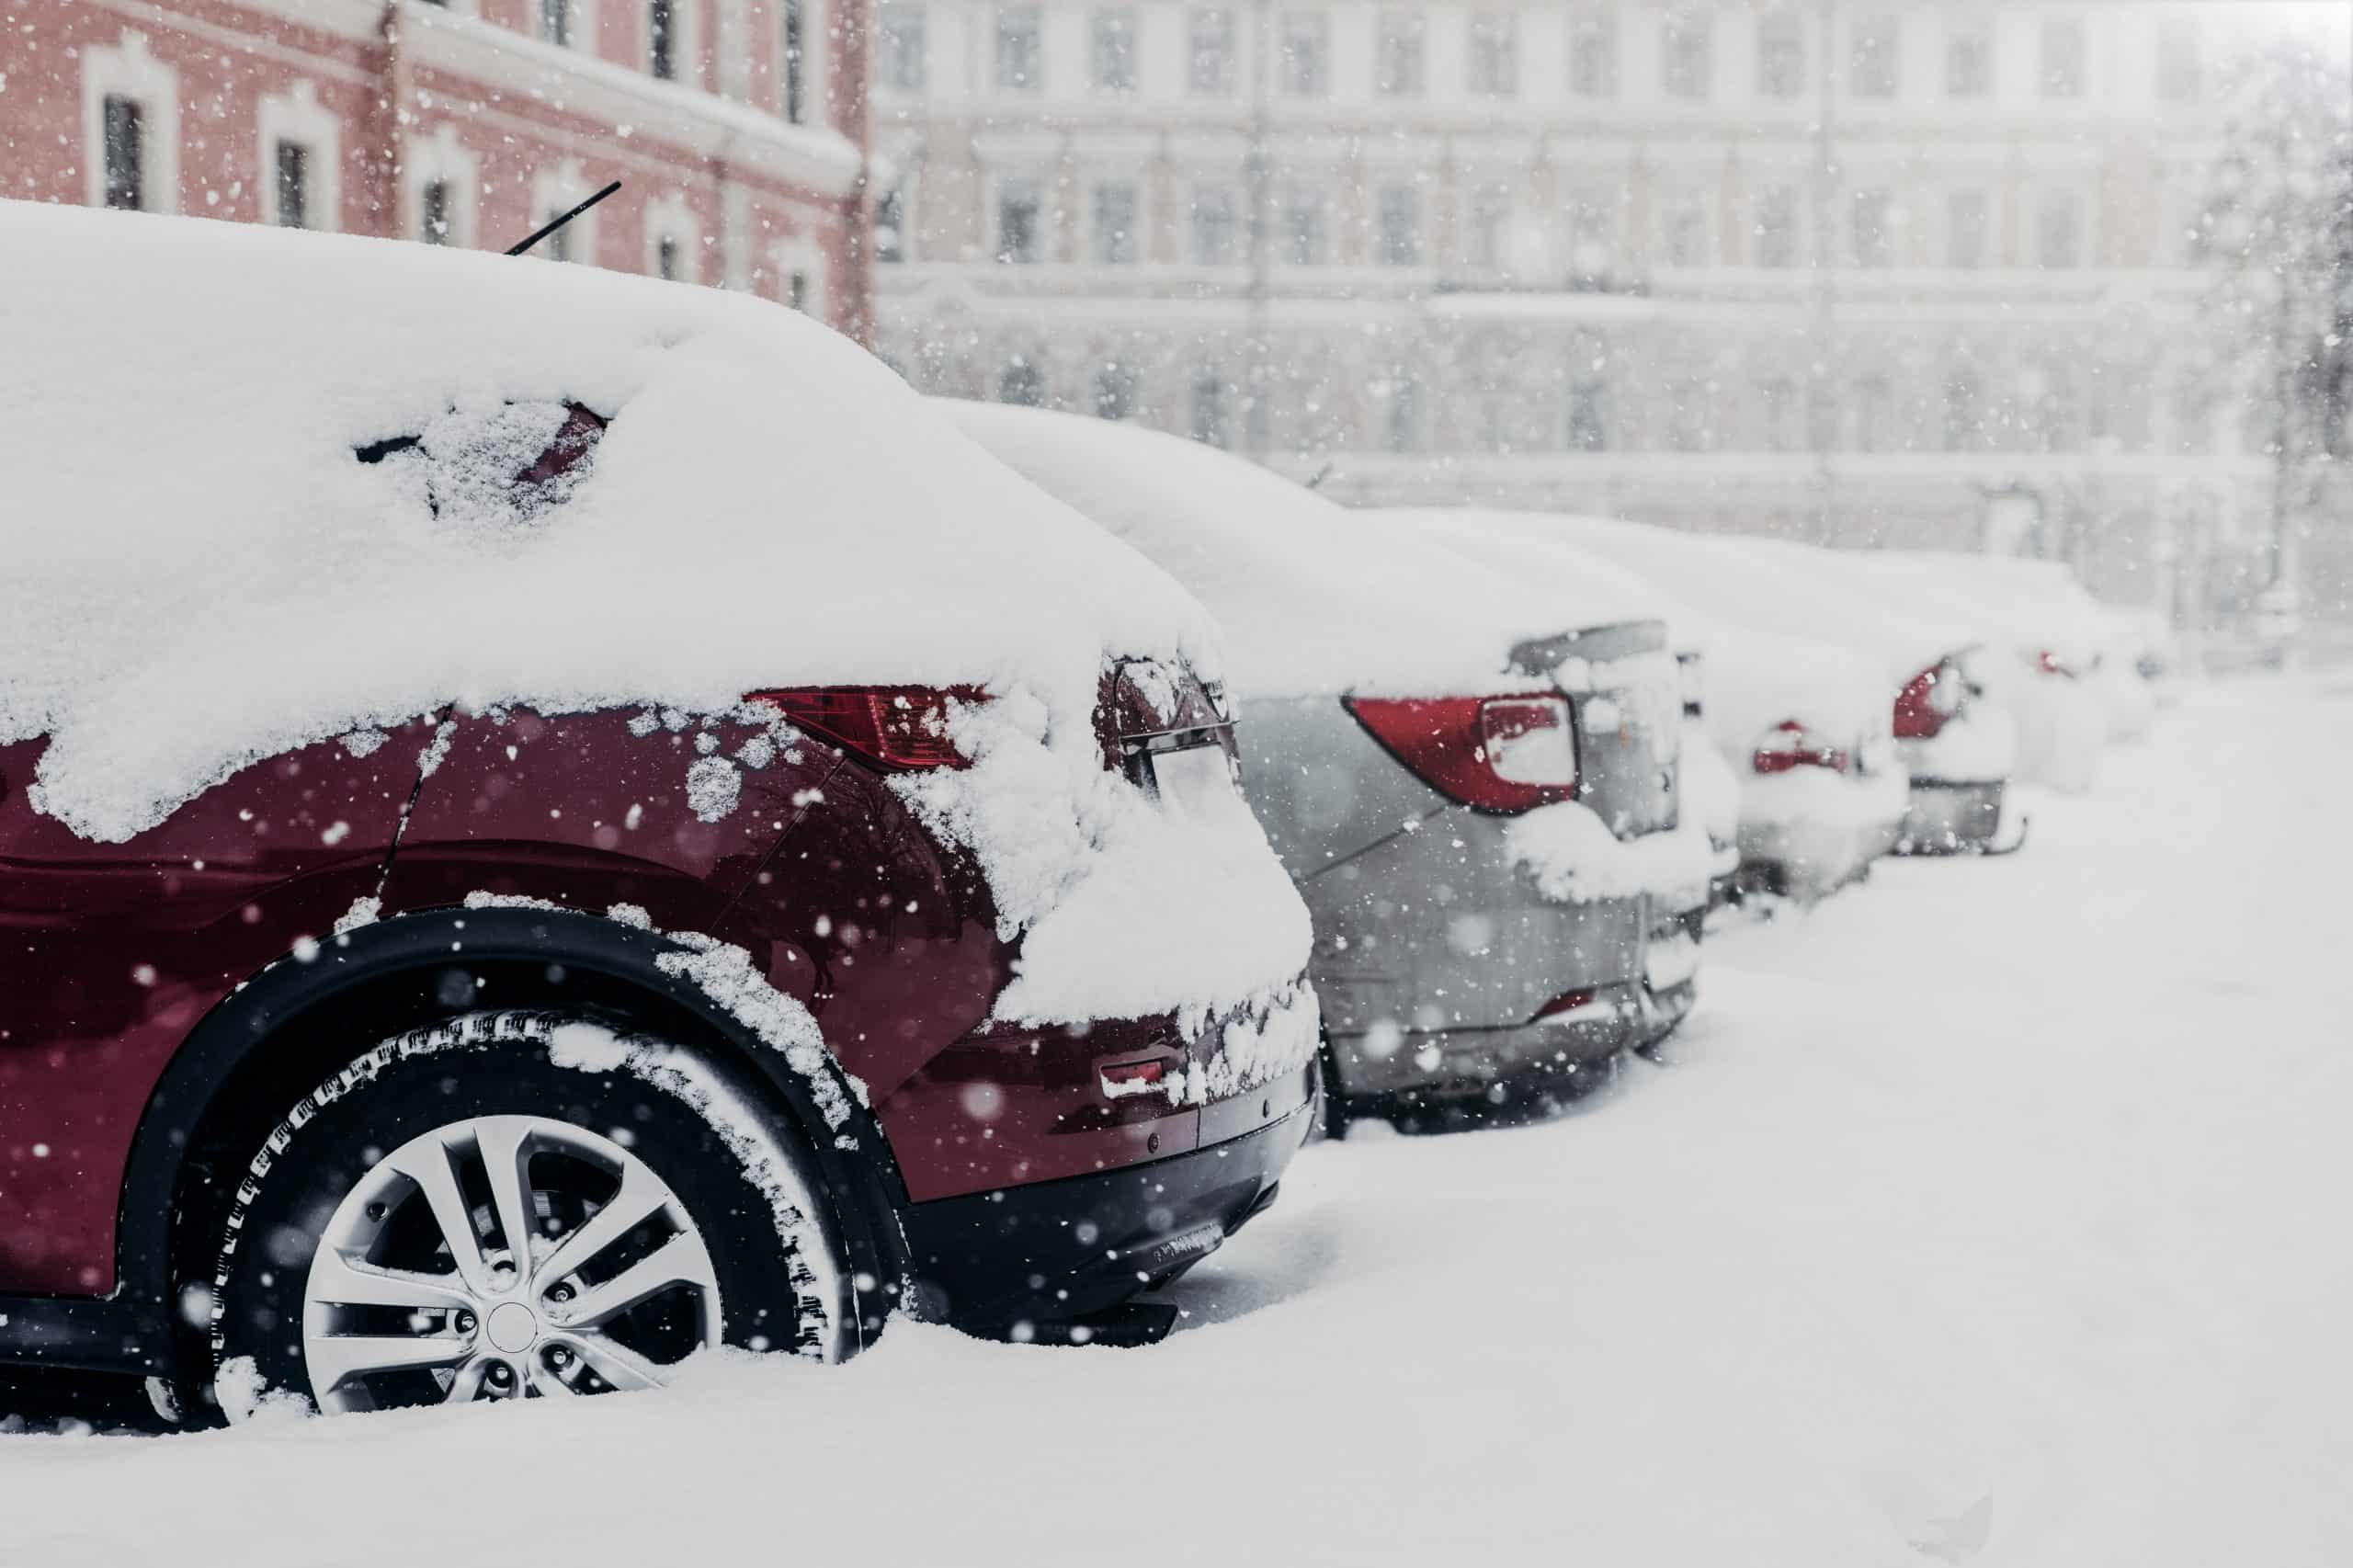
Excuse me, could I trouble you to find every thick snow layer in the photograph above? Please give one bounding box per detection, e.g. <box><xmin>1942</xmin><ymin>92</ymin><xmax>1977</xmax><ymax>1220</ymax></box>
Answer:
<box><xmin>939</xmin><ymin>404</ymin><xmax>1601</xmax><ymax>701</ymax></box>
<box><xmin>0</xmin><ymin>679</ymin><xmax>2340</xmax><ymax>1551</ymax></box>
<box><xmin>895</xmin><ymin>699</ymin><xmax>1312</xmax><ymax>1028</ymax></box>
<box><xmin>0</xmin><ymin>206</ymin><xmax>1214</xmax><ymax>841</ymax></box>
<box><xmin>1504</xmin><ymin>798</ymin><xmax>1719</xmax><ymax>908</ymax></box>
<box><xmin>1679</xmin><ymin>720</ymin><xmax>1745</xmax><ymax>877</ymax></box>
<box><xmin>1530</xmin><ymin>515</ymin><xmax>1976</xmax><ymax>692</ymax></box>
<box><xmin>8</xmin><ymin>677</ymin><xmax>2339</xmax><ymax>1565</ymax></box>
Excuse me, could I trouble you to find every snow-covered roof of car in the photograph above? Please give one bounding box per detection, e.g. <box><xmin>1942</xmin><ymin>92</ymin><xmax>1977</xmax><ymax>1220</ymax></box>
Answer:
<box><xmin>1526</xmin><ymin>516</ymin><xmax>1978</xmax><ymax>689</ymax></box>
<box><xmin>938</xmin><ymin>403</ymin><xmax>1643</xmax><ymax>699</ymax></box>
<box><xmin>0</xmin><ymin>205</ymin><xmax>1217</xmax><ymax>840</ymax></box>
<box><xmin>1377</xmin><ymin>508</ymin><xmax>1893</xmax><ymax>748</ymax></box>
<box><xmin>1836</xmin><ymin>551</ymin><xmax>2111</xmax><ymax>668</ymax></box>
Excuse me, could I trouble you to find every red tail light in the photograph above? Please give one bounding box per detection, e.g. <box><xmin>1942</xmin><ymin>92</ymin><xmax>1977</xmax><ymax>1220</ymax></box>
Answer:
<box><xmin>1752</xmin><ymin>719</ymin><xmax>1851</xmax><ymax>776</ymax></box>
<box><xmin>1893</xmin><ymin>659</ymin><xmax>1968</xmax><ymax>740</ymax></box>
<box><xmin>1344</xmin><ymin>694</ymin><xmax>1580</xmax><ymax>812</ymax></box>
<box><xmin>747</xmin><ymin>686</ymin><xmax>984</xmax><ymax>770</ymax></box>
<box><xmin>2034</xmin><ymin>650</ymin><xmax>2077</xmax><ymax>679</ymax></box>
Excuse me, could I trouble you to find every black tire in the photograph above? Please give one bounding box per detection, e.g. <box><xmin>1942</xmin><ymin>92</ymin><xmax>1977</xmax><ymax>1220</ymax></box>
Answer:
<box><xmin>208</xmin><ymin>1010</ymin><xmax>847</xmax><ymax>1416</ymax></box>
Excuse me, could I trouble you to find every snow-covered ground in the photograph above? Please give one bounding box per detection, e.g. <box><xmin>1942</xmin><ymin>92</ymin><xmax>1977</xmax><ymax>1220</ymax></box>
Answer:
<box><xmin>5</xmin><ymin>675</ymin><xmax>2347</xmax><ymax>1565</ymax></box>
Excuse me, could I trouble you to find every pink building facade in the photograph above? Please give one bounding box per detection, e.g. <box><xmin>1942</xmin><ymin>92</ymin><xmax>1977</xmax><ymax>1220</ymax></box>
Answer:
<box><xmin>0</xmin><ymin>0</ymin><xmax>874</xmax><ymax>339</ymax></box>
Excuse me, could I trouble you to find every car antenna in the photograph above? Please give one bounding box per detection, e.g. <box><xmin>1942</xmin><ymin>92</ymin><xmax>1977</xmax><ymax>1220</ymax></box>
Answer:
<box><xmin>506</xmin><ymin>180</ymin><xmax>622</xmax><ymax>258</ymax></box>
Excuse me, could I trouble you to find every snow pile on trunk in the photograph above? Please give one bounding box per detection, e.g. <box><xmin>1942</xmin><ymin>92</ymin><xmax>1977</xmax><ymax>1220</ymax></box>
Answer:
<box><xmin>0</xmin><ymin>205</ymin><xmax>1213</xmax><ymax>842</ymax></box>
<box><xmin>1503</xmin><ymin>800</ymin><xmax>1718</xmax><ymax>908</ymax></box>
<box><xmin>939</xmin><ymin>403</ymin><xmax>1596</xmax><ymax>702</ymax></box>
<box><xmin>893</xmin><ymin>697</ymin><xmax>1312</xmax><ymax>1028</ymax></box>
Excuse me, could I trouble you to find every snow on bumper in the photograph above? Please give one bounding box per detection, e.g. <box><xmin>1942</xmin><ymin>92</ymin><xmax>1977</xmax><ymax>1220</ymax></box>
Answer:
<box><xmin>1502</xmin><ymin>799</ymin><xmax>1720</xmax><ymax>910</ymax></box>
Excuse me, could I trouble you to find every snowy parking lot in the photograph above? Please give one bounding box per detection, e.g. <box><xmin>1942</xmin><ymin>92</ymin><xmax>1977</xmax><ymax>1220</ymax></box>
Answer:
<box><xmin>3</xmin><ymin>672</ymin><xmax>2345</xmax><ymax>1566</ymax></box>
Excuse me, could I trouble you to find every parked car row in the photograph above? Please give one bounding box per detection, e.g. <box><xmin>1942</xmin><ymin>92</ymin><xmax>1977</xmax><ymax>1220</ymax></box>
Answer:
<box><xmin>0</xmin><ymin>208</ymin><xmax>2163</xmax><ymax>1424</ymax></box>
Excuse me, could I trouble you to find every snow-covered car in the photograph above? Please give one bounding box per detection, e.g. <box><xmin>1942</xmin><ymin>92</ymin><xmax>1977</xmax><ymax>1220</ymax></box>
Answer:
<box><xmin>942</xmin><ymin>404</ymin><xmax>1715</xmax><ymax>1126</ymax></box>
<box><xmin>1384</xmin><ymin>509</ymin><xmax>1910</xmax><ymax>904</ymax></box>
<box><xmin>0</xmin><ymin>206</ymin><xmax>1321</xmax><ymax>1416</ymax></box>
<box><xmin>1529</xmin><ymin>517</ymin><xmax>2006</xmax><ymax>861</ymax></box>
<box><xmin>1835</xmin><ymin>551</ymin><xmax>2112</xmax><ymax>794</ymax></box>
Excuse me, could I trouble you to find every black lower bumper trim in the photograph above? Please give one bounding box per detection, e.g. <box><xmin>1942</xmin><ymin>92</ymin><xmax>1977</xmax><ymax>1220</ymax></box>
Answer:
<box><xmin>899</xmin><ymin>1089</ymin><xmax>1313</xmax><ymax>1331</ymax></box>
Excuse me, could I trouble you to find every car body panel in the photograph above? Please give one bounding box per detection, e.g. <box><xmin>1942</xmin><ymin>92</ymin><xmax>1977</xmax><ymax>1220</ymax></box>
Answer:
<box><xmin>0</xmin><ymin>722</ymin><xmax>437</xmax><ymax>1294</ymax></box>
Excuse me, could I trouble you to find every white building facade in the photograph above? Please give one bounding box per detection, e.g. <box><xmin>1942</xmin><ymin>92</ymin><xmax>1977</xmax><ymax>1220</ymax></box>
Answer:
<box><xmin>870</xmin><ymin>0</ymin><xmax>2279</xmax><ymax>619</ymax></box>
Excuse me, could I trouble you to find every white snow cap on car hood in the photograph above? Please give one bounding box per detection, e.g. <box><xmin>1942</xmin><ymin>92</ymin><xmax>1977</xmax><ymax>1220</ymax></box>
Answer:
<box><xmin>1838</xmin><ymin>552</ymin><xmax>2111</xmax><ymax>669</ymax></box>
<box><xmin>1380</xmin><ymin>509</ymin><xmax>1893</xmax><ymax>753</ymax></box>
<box><xmin>0</xmin><ymin>205</ymin><xmax>1220</xmax><ymax>842</ymax></box>
<box><xmin>938</xmin><ymin>403</ymin><xmax>1613</xmax><ymax>700</ymax></box>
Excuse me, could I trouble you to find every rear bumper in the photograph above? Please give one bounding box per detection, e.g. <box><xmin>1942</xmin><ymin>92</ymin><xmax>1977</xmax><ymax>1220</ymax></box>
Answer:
<box><xmin>1736</xmin><ymin>812</ymin><xmax>1899</xmax><ymax>902</ymax></box>
<box><xmin>1329</xmin><ymin>979</ymin><xmax>1643</xmax><ymax>1104</ymax></box>
<box><xmin>897</xmin><ymin>1060</ymin><xmax>1317</xmax><ymax>1330</ymax></box>
<box><xmin>1896</xmin><ymin>779</ymin><xmax>2007</xmax><ymax>855</ymax></box>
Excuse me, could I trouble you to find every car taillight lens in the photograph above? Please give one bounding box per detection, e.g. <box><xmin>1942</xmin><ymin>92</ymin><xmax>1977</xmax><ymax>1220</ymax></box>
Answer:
<box><xmin>746</xmin><ymin>686</ymin><xmax>984</xmax><ymax>770</ymax></box>
<box><xmin>2035</xmin><ymin>649</ymin><xmax>2077</xmax><ymax>679</ymax></box>
<box><xmin>1752</xmin><ymin>719</ymin><xmax>1851</xmax><ymax>775</ymax></box>
<box><xmin>1893</xmin><ymin>659</ymin><xmax>1967</xmax><ymax>739</ymax></box>
<box><xmin>1345</xmin><ymin>694</ymin><xmax>1580</xmax><ymax>812</ymax></box>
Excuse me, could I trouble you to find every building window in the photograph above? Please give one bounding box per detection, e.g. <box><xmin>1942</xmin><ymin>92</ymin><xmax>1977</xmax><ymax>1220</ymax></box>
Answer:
<box><xmin>1943</xmin><ymin>367</ymin><xmax>1984</xmax><ymax>451</ymax></box>
<box><xmin>2038</xmin><ymin>191</ymin><xmax>2082</xmax><ymax>267</ymax></box>
<box><xmin>1947</xmin><ymin>189</ymin><xmax>1987</xmax><ymax>268</ymax></box>
<box><xmin>1093</xmin><ymin>364</ymin><xmax>1137</xmax><ymax>420</ymax></box>
<box><xmin>1189</xmin><ymin>369</ymin><xmax>1231</xmax><ymax>447</ymax></box>
<box><xmin>1377</xmin><ymin>186</ymin><xmax>1418</xmax><ymax>266</ymax></box>
<box><xmin>1570</xmin><ymin>10</ymin><xmax>1616</xmax><ymax>97</ymax></box>
<box><xmin>1851</xmin><ymin>14</ymin><xmax>1899</xmax><ymax>97</ymax></box>
<box><xmin>1091</xmin><ymin>9</ymin><xmax>1138</xmax><ymax>92</ymax></box>
<box><xmin>1946</xmin><ymin>19</ymin><xmax>1991</xmax><ymax>97</ymax></box>
<box><xmin>1755</xmin><ymin>187</ymin><xmax>1798</xmax><ymax>267</ymax></box>
<box><xmin>1188</xmin><ymin>8</ymin><xmax>1234</xmax><ymax>94</ymax></box>
<box><xmin>999</xmin><ymin>358</ymin><xmax>1046</xmax><ymax>407</ymax></box>
<box><xmin>1385</xmin><ymin>375</ymin><xmax>1420</xmax><ymax>452</ymax></box>
<box><xmin>546</xmin><ymin>222</ymin><xmax>574</xmax><ymax>264</ymax></box>
<box><xmin>1756</xmin><ymin>13</ymin><xmax>1805</xmax><ymax>98</ymax></box>
<box><xmin>996</xmin><ymin>179</ymin><xmax>1043</xmax><ymax>263</ymax></box>
<box><xmin>420</xmin><ymin>178</ymin><xmax>452</xmax><ymax>244</ymax></box>
<box><xmin>655</xmin><ymin>236</ymin><xmax>682</xmax><ymax>280</ymax></box>
<box><xmin>101</xmin><ymin>96</ymin><xmax>143</xmax><ymax>211</ymax></box>
<box><xmin>1191</xmin><ymin>186</ymin><xmax>1239</xmax><ymax>263</ymax></box>
<box><xmin>1467</xmin><ymin>12</ymin><xmax>1517</xmax><ymax>97</ymax></box>
<box><xmin>649</xmin><ymin>0</ymin><xmax>677</xmax><ymax>80</ymax></box>
<box><xmin>1281</xmin><ymin>189</ymin><xmax>1327</xmax><ymax>266</ymax></box>
<box><xmin>879</xmin><ymin>6</ymin><xmax>926</xmax><ymax>90</ymax></box>
<box><xmin>2041</xmin><ymin>17</ymin><xmax>2086</xmax><ymax>99</ymax></box>
<box><xmin>1468</xmin><ymin>187</ymin><xmax>1512</xmax><ymax>271</ymax></box>
<box><xmin>1663</xmin><ymin>204</ymin><xmax>1707</xmax><ymax>267</ymax></box>
<box><xmin>876</xmin><ymin>187</ymin><xmax>905</xmax><ymax>263</ymax></box>
<box><xmin>996</xmin><ymin>7</ymin><xmax>1041</xmax><ymax>92</ymax></box>
<box><xmin>788</xmin><ymin>269</ymin><xmax>811</xmax><ymax>312</ymax></box>
<box><xmin>274</xmin><ymin>142</ymin><xmax>311</xmax><ymax>230</ymax></box>
<box><xmin>1852</xmin><ymin>189</ymin><xmax>1892</xmax><ymax>267</ymax></box>
<box><xmin>2157</xmin><ymin>17</ymin><xmax>2200</xmax><ymax>103</ymax></box>
<box><xmin>1092</xmin><ymin>183</ymin><xmax>1138</xmax><ymax>264</ymax></box>
<box><xmin>1279</xmin><ymin>11</ymin><xmax>1328</xmax><ymax>97</ymax></box>
<box><xmin>1663</xmin><ymin>14</ymin><xmax>1711</xmax><ymax>99</ymax></box>
<box><xmin>539</xmin><ymin>0</ymin><xmax>572</xmax><ymax>47</ymax></box>
<box><xmin>1757</xmin><ymin>377</ymin><xmax>1798</xmax><ymax>450</ymax></box>
<box><xmin>1568</xmin><ymin>379</ymin><xmax>1608</xmax><ymax>451</ymax></box>
<box><xmin>782</xmin><ymin>0</ymin><xmax>808</xmax><ymax>118</ymax></box>
<box><xmin>1852</xmin><ymin>373</ymin><xmax>1893</xmax><ymax>452</ymax></box>
<box><xmin>1376</xmin><ymin>10</ymin><xmax>1424</xmax><ymax>97</ymax></box>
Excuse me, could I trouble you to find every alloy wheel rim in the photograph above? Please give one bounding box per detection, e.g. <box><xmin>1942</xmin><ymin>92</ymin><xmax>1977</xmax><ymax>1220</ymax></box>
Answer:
<box><xmin>299</xmin><ymin>1114</ymin><xmax>722</xmax><ymax>1414</ymax></box>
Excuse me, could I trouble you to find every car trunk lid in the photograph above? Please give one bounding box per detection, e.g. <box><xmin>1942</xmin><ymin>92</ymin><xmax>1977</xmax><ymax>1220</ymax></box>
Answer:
<box><xmin>1510</xmin><ymin>620</ymin><xmax>1681</xmax><ymax>840</ymax></box>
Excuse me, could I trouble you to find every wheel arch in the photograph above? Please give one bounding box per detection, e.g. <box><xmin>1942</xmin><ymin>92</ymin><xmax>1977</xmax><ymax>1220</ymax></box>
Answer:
<box><xmin>120</xmin><ymin>904</ymin><xmax>911</xmax><ymax>1378</ymax></box>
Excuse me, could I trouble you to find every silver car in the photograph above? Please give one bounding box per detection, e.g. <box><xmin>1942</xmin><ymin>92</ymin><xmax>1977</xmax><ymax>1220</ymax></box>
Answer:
<box><xmin>941</xmin><ymin>403</ymin><xmax>1714</xmax><ymax>1127</ymax></box>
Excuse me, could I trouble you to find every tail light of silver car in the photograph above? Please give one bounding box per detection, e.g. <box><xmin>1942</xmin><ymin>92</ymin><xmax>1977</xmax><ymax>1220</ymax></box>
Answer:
<box><xmin>1751</xmin><ymin>719</ymin><xmax>1851</xmax><ymax>776</ymax></box>
<box><xmin>1344</xmin><ymin>694</ymin><xmax>1580</xmax><ymax>812</ymax></box>
<box><xmin>747</xmin><ymin>686</ymin><xmax>985</xmax><ymax>770</ymax></box>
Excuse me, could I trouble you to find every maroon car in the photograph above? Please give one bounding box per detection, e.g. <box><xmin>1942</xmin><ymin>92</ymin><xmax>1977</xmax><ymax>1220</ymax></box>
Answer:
<box><xmin>0</xmin><ymin>207</ymin><xmax>1318</xmax><ymax>1417</ymax></box>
